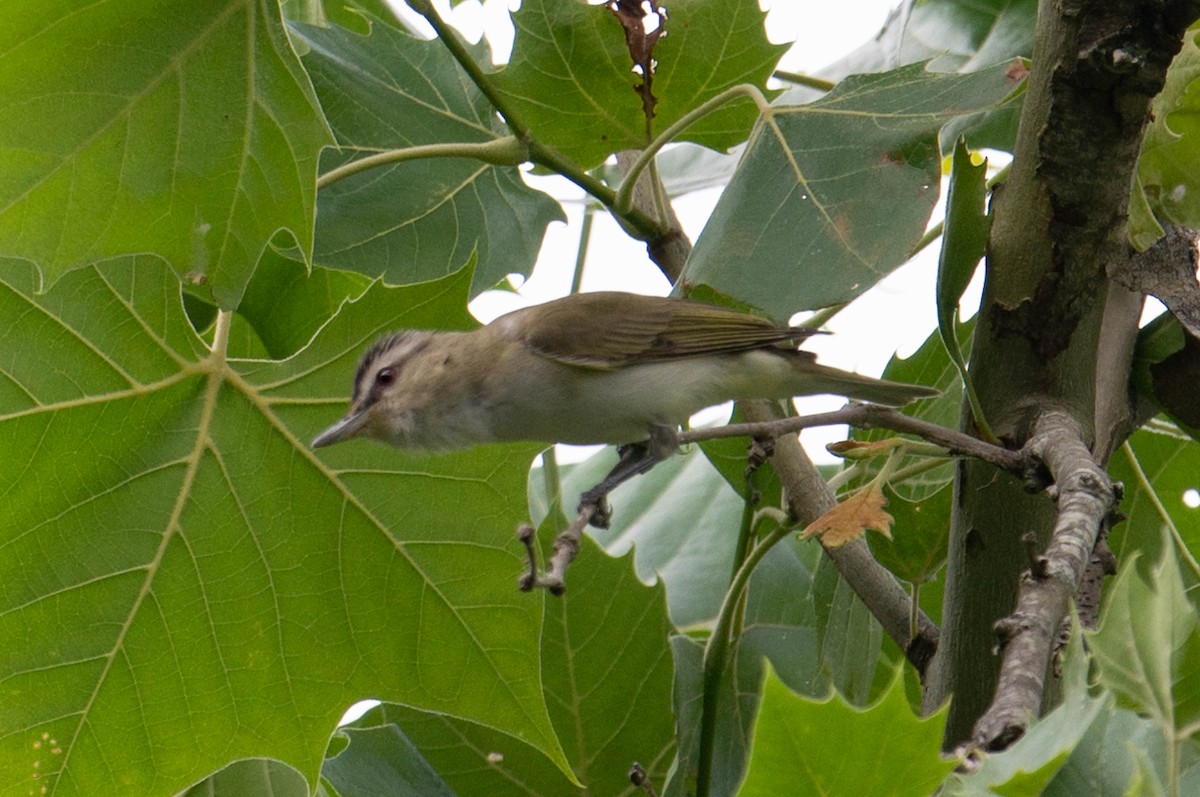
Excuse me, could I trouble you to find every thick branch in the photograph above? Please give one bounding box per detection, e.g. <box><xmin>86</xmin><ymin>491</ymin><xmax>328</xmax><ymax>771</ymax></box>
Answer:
<box><xmin>616</xmin><ymin>151</ymin><xmax>691</xmax><ymax>282</ymax></box>
<box><xmin>739</xmin><ymin>402</ymin><xmax>939</xmax><ymax>675</ymax></box>
<box><xmin>932</xmin><ymin>0</ymin><xmax>1200</xmax><ymax>744</ymax></box>
<box><xmin>970</xmin><ymin>408</ymin><xmax>1120</xmax><ymax>750</ymax></box>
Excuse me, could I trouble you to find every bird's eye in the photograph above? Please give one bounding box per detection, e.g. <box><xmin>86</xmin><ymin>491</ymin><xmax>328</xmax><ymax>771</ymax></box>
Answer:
<box><xmin>376</xmin><ymin>367</ymin><xmax>396</xmax><ymax>386</ymax></box>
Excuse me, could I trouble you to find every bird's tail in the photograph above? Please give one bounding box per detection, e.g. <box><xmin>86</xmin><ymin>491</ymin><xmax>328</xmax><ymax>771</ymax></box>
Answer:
<box><xmin>794</xmin><ymin>361</ymin><xmax>939</xmax><ymax>407</ymax></box>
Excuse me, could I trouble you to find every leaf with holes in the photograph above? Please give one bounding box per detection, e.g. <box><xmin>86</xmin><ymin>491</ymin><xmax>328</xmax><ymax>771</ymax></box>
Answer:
<box><xmin>492</xmin><ymin>0</ymin><xmax>787</xmax><ymax>169</ymax></box>
<box><xmin>0</xmin><ymin>258</ymin><xmax>571</xmax><ymax>795</ymax></box>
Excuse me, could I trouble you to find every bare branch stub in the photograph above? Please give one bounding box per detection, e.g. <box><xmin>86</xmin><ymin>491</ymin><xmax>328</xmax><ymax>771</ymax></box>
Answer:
<box><xmin>516</xmin><ymin>504</ymin><xmax>598</xmax><ymax>596</ymax></box>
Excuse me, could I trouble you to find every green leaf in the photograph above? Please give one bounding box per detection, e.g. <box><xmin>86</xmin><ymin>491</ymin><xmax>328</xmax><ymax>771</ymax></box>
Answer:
<box><xmin>228</xmin><ymin>252</ymin><xmax>371</xmax><ymax>359</ymax></box>
<box><xmin>822</xmin><ymin>0</ymin><xmax>1037</xmax><ymax>79</ymax></box>
<box><xmin>327</xmin><ymin>707</ymin><xmax>550</xmax><ymax>797</ymax></box>
<box><xmin>281</xmin><ymin>0</ymin><xmax>395</xmax><ymax>33</ymax></box>
<box><xmin>0</xmin><ymin>259</ymin><xmax>573</xmax><ymax>793</ymax></box>
<box><xmin>938</xmin><ymin>140</ymin><xmax>988</xmax><ymax>366</ymax></box>
<box><xmin>492</xmin><ymin>0</ymin><xmax>787</xmax><ymax>170</ymax></box>
<box><xmin>1133</xmin><ymin>24</ymin><xmax>1200</xmax><ymax>250</ymax></box>
<box><xmin>1090</xmin><ymin>544</ymin><xmax>1200</xmax><ymax>735</ymax></box>
<box><xmin>867</xmin><ymin>483</ymin><xmax>951</xmax><ymax>586</ymax></box>
<box><xmin>538</xmin><ymin>536</ymin><xmax>677</xmax><ymax>793</ymax></box>
<box><xmin>182</xmin><ymin>759</ymin><xmax>324</xmax><ymax>797</ymax></box>
<box><xmin>325</xmin><ymin>535</ymin><xmax>676</xmax><ymax>795</ymax></box>
<box><xmin>683</xmin><ymin>61</ymin><xmax>1025</xmax><ymax>317</ymax></box>
<box><xmin>294</xmin><ymin>20</ymin><xmax>564</xmax><ymax>294</ymax></box>
<box><xmin>937</xmin><ymin>138</ymin><xmax>993</xmax><ymax>437</ymax></box>
<box><xmin>736</xmin><ymin>667</ymin><xmax>954</xmax><ymax>797</ymax></box>
<box><xmin>809</xmin><ymin>552</ymin><xmax>887</xmax><ymax>705</ymax></box>
<box><xmin>0</xmin><ymin>0</ymin><xmax>332</xmax><ymax>310</ymax></box>
<box><xmin>556</xmin><ymin>445</ymin><xmax>745</xmax><ymax>628</ymax></box>
<box><xmin>1108</xmin><ymin>427</ymin><xmax>1200</xmax><ymax>578</ymax></box>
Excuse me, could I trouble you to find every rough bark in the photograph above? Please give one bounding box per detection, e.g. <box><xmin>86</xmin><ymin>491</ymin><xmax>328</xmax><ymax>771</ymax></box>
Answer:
<box><xmin>925</xmin><ymin>0</ymin><xmax>1200</xmax><ymax>744</ymax></box>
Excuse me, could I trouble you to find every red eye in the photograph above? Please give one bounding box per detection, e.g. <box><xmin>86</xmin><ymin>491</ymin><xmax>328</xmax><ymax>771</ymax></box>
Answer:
<box><xmin>376</xmin><ymin>367</ymin><xmax>396</xmax><ymax>386</ymax></box>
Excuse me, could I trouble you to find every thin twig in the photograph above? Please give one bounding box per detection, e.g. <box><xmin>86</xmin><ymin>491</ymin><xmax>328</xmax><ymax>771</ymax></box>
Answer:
<box><xmin>678</xmin><ymin>403</ymin><xmax>1030</xmax><ymax>478</ymax></box>
<box><xmin>516</xmin><ymin>503</ymin><xmax>597</xmax><ymax>595</ymax></box>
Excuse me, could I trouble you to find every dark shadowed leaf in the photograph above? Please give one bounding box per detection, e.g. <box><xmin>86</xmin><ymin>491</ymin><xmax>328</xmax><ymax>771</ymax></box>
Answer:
<box><xmin>294</xmin><ymin>20</ymin><xmax>564</xmax><ymax>294</ymax></box>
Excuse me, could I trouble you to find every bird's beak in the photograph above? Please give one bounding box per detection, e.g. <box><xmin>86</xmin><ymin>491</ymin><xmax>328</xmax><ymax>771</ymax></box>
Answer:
<box><xmin>312</xmin><ymin>408</ymin><xmax>369</xmax><ymax>449</ymax></box>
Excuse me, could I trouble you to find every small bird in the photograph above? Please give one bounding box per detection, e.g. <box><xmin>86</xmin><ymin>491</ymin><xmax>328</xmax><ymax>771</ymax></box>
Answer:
<box><xmin>312</xmin><ymin>292</ymin><xmax>937</xmax><ymax>461</ymax></box>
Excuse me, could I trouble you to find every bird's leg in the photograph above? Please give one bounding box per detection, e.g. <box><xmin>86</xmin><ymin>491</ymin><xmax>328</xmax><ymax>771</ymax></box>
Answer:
<box><xmin>578</xmin><ymin>425</ymin><xmax>679</xmax><ymax>529</ymax></box>
<box><xmin>518</xmin><ymin>426</ymin><xmax>680</xmax><ymax>596</ymax></box>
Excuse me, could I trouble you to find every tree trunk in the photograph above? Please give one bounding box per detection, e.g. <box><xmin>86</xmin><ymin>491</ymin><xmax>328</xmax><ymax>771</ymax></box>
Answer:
<box><xmin>924</xmin><ymin>0</ymin><xmax>1200</xmax><ymax>744</ymax></box>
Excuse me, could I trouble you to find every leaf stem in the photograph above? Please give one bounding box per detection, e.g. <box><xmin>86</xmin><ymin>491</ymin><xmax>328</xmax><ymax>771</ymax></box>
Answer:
<box><xmin>615</xmin><ymin>84</ymin><xmax>772</xmax><ymax>215</ymax></box>
<box><xmin>211</xmin><ymin>309</ymin><xmax>233</xmax><ymax>359</ymax></box>
<box><xmin>910</xmin><ymin>581</ymin><xmax>921</xmax><ymax>642</ymax></box>
<box><xmin>317</xmin><ymin>139</ymin><xmax>527</xmax><ymax>189</ymax></box>
<box><xmin>407</xmin><ymin>0</ymin><xmax>665</xmax><ymax>241</ymax></box>
<box><xmin>570</xmin><ymin>202</ymin><xmax>597</xmax><ymax>295</ymax></box>
<box><xmin>696</xmin><ymin>522</ymin><xmax>794</xmax><ymax>797</ymax></box>
<box><xmin>540</xmin><ymin>447</ymin><xmax>568</xmax><ymax>530</ymax></box>
<box><xmin>772</xmin><ymin>70</ymin><xmax>836</xmax><ymax>92</ymax></box>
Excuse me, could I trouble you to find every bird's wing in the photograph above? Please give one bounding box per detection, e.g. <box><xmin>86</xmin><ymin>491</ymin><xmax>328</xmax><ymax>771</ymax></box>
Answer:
<box><xmin>499</xmin><ymin>292</ymin><xmax>817</xmax><ymax>370</ymax></box>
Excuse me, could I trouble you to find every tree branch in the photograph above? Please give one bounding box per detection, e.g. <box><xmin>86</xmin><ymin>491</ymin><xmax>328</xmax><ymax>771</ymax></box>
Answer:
<box><xmin>969</xmin><ymin>408</ymin><xmax>1120</xmax><ymax>751</ymax></box>
<box><xmin>615</xmin><ymin>151</ymin><xmax>692</xmax><ymax>283</ymax></box>
<box><xmin>678</xmin><ymin>403</ymin><xmax>1031</xmax><ymax>480</ymax></box>
<box><xmin>738</xmin><ymin>401</ymin><xmax>940</xmax><ymax>675</ymax></box>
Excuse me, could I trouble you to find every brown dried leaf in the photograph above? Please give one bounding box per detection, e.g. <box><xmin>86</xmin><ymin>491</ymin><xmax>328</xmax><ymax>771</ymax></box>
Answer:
<box><xmin>608</xmin><ymin>0</ymin><xmax>664</xmax><ymax>125</ymax></box>
<box><xmin>801</xmin><ymin>484</ymin><xmax>894</xmax><ymax>547</ymax></box>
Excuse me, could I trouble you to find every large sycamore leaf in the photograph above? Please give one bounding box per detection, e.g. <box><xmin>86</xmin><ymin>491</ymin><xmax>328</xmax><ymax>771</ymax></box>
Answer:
<box><xmin>0</xmin><ymin>0</ymin><xmax>332</xmax><ymax>310</ymax></box>
<box><xmin>294</xmin><ymin>20</ymin><xmax>564</xmax><ymax>294</ymax></box>
<box><xmin>492</xmin><ymin>0</ymin><xmax>787</xmax><ymax>170</ymax></box>
<box><xmin>684</xmin><ymin>61</ymin><xmax>1026</xmax><ymax>317</ymax></box>
<box><xmin>325</xmin><ymin>538</ymin><xmax>676</xmax><ymax>795</ymax></box>
<box><xmin>0</xmin><ymin>259</ymin><xmax>571</xmax><ymax>795</ymax></box>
